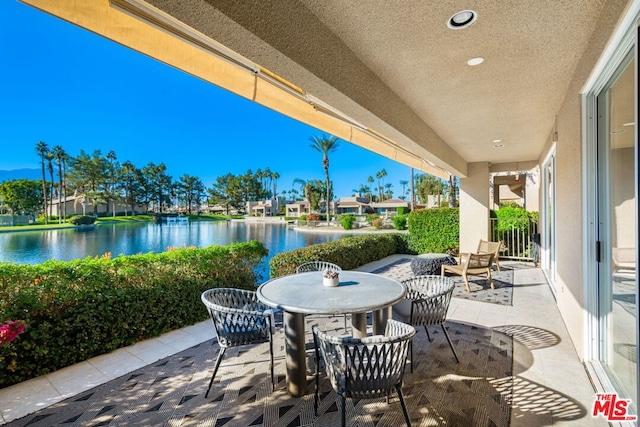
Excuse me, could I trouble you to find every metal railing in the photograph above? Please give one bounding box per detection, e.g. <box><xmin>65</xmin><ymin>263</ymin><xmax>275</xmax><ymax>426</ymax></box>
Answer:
<box><xmin>490</xmin><ymin>217</ymin><xmax>538</xmax><ymax>261</ymax></box>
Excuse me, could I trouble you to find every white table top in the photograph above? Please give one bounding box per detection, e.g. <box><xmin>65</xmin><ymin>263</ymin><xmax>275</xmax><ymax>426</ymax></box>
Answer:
<box><xmin>257</xmin><ymin>271</ymin><xmax>406</xmax><ymax>315</ymax></box>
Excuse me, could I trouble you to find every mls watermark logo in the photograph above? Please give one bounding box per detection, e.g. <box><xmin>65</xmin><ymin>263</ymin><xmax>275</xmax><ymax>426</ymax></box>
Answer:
<box><xmin>592</xmin><ymin>393</ymin><xmax>637</xmax><ymax>422</ymax></box>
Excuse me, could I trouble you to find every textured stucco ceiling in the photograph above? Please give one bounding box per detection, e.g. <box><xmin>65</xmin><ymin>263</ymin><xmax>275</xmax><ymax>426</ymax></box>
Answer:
<box><xmin>142</xmin><ymin>0</ymin><xmax>608</xmax><ymax>169</ymax></box>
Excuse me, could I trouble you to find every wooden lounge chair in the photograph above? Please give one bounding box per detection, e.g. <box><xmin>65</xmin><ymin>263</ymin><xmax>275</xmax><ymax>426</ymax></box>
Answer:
<box><xmin>441</xmin><ymin>252</ymin><xmax>495</xmax><ymax>293</ymax></box>
<box><xmin>477</xmin><ymin>240</ymin><xmax>502</xmax><ymax>271</ymax></box>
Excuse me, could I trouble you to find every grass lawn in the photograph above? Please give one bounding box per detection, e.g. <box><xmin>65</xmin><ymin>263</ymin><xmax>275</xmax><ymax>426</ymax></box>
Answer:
<box><xmin>0</xmin><ymin>214</ymin><xmax>236</xmax><ymax>232</ymax></box>
<box><xmin>0</xmin><ymin>223</ymin><xmax>76</xmax><ymax>232</ymax></box>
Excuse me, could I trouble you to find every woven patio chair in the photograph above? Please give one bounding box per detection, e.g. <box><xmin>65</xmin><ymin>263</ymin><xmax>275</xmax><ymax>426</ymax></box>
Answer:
<box><xmin>477</xmin><ymin>239</ymin><xmax>502</xmax><ymax>271</ymax></box>
<box><xmin>441</xmin><ymin>252</ymin><xmax>495</xmax><ymax>293</ymax></box>
<box><xmin>201</xmin><ymin>288</ymin><xmax>275</xmax><ymax>398</ymax></box>
<box><xmin>296</xmin><ymin>261</ymin><xmax>343</xmax><ymax>274</ymax></box>
<box><xmin>312</xmin><ymin>319</ymin><xmax>416</xmax><ymax>427</ymax></box>
<box><xmin>296</xmin><ymin>261</ymin><xmax>348</xmax><ymax>331</ymax></box>
<box><xmin>394</xmin><ymin>275</ymin><xmax>459</xmax><ymax>370</ymax></box>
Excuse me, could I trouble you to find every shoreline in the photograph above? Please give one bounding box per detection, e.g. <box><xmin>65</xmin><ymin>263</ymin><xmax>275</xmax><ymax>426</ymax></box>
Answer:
<box><xmin>293</xmin><ymin>225</ymin><xmax>408</xmax><ymax>234</ymax></box>
<box><xmin>0</xmin><ymin>217</ymin><xmax>408</xmax><ymax>236</ymax></box>
<box><xmin>0</xmin><ymin>217</ymin><xmax>227</xmax><ymax>234</ymax></box>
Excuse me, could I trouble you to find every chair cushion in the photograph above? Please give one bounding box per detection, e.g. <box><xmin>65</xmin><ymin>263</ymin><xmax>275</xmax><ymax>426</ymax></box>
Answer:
<box><xmin>392</xmin><ymin>299</ymin><xmax>412</xmax><ymax>322</ymax></box>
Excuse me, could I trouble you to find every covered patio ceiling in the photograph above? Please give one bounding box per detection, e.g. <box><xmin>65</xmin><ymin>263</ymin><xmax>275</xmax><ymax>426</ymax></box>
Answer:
<box><xmin>22</xmin><ymin>0</ymin><xmax>608</xmax><ymax>177</ymax></box>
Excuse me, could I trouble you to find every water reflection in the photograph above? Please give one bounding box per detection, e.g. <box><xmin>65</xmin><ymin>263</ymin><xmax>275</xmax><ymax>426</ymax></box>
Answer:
<box><xmin>0</xmin><ymin>221</ymin><xmax>347</xmax><ymax>276</ymax></box>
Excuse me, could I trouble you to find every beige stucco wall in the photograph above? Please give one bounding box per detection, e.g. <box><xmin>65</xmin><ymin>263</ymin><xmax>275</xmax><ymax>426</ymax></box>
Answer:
<box><xmin>547</xmin><ymin>0</ymin><xmax>632</xmax><ymax>359</ymax></box>
<box><xmin>459</xmin><ymin>162</ymin><xmax>490</xmax><ymax>252</ymax></box>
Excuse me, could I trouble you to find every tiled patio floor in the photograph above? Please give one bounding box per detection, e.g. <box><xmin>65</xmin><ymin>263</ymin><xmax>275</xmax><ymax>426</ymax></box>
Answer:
<box><xmin>0</xmin><ymin>256</ymin><xmax>605</xmax><ymax>426</ymax></box>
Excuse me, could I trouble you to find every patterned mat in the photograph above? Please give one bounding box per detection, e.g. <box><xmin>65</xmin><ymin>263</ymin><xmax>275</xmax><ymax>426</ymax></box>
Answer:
<box><xmin>5</xmin><ymin>317</ymin><xmax>513</xmax><ymax>427</ymax></box>
<box><xmin>372</xmin><ymin>258</ymin><xmax>514</xmax><ymax>305</ymax></box>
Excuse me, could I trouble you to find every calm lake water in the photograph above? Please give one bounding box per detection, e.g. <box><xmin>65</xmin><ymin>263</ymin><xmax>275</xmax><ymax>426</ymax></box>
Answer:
<box><xmin>0</xmin><ymin>221</ymin><xmax>346</xmax><ymax>277</ymax></box>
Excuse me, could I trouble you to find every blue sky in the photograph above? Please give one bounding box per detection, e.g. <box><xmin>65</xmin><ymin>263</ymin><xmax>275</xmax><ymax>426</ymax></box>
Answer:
<box><xmin>0</xmin><ymin>1</ymin><xmax>413</xmax><ymax>199</ymax></box>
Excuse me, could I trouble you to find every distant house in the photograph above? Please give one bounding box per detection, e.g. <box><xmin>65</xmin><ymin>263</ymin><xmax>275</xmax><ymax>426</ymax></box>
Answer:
<box><xmin>50</xmin><ymin>195</ymin><xmax>146</xmax><ymax>216</ymax></box>
<box><xmin>370</xmin><ymin>198</ymin><xmax>409</xmax><ymax>216</ymax></box>
<box><xmin>335</xmin><ymin>197</ymin><xmax>371</xmax><ymax>215</ymax></box>
<box><xmin>246</xmin><ymin>197</ymin><xmax>287</xmax><ymax>217</ymax></box>
<box><xmin>285</xmin><ymin>201</ymin><xmax>310</xmax><ymax>217</ymax></box>
<box><xmin>206</xmin><ymin>205</ymin><xmax>227</xmax><ymax>214</ymax></box>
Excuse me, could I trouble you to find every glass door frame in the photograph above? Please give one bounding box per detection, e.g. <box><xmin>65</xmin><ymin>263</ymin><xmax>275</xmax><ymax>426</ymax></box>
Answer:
<box><xmin>541</xmin><ymin>146</ymin><xmax>557</xmax><ymax>292</ymax></box>
<box><xmin>582</xmin><ymin>5</ymin><xmax>639</xmax><ymax>407</ymax></box>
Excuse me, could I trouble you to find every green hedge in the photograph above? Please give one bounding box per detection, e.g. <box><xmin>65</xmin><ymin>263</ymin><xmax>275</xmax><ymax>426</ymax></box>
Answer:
<box><xmin>0</xmin><ymin>241</ymin><xmax>267</xmax><ymax>388</ymax></box>
<box><xmin>407</xmin><ymin>208</ymin><xmax>459</xmax><ymax>254</ymax></box>
<box><xmin>392</xmin><ymin>215</ymin><xmax>407</xmax><ymax>230</ymax></box>
<box><xmin>340</xmin><ymin>215</ymin><xmax>356</xmax><ymax>230</ymax></box>
<box><xmin>269</xmin><ymin>234</ymin><xmax>412</xmax><ymax>277</ymax></box>
<box><xmin>69</xmin><ymin>215</ymin><xmax>96</xmax><ymax>225</ymax></box>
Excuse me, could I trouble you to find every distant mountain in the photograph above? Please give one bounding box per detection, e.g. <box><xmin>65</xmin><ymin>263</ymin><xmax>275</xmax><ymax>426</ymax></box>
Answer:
<box><xmin>0</xmin><ymin>168</ymin><xmax>43</xmax><ymax>182</ymax></box>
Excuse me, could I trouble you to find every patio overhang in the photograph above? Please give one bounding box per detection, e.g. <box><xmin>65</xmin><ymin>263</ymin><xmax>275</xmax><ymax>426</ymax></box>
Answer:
<box><xmin>18</xmin><ymin>0</ymin><xmax>455</xmax><ymax>180</ymax></box>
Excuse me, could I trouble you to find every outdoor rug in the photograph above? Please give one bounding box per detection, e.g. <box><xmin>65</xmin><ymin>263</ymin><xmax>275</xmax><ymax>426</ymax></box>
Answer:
<box><xmin>5</xmin><ymin>317</ymin><xmax>513</xmax><ymax>427</ymax></box>
<box><xmin>372</xmin><ymin>258</ymin><xmax>514</xmax><ymax>305</ymax></box>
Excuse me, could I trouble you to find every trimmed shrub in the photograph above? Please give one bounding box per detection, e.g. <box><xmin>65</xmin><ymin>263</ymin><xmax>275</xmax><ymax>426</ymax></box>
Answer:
<box><xmin>340</xmin><ymin>215</ymin><xmax>356</xmax><ymax>230</ymax></box>
<box><xmin>407</xmin><ymin>208</ymin><xmax>459</xmax><ymax>254</ymax></box>
<box><xmin>392</xmin><ymin>215</ymin><xmax>407</xmax><ymax>230</ymax></box>
<box><xmin>269</xmin><ymin>234</ymin><xmax>411</xmax><ymax>278</ymax></box>
<box><xmin>397</xmin><ymin>206</ymin><xmax>410</xmax><ymax>215</ymax></box>
<box><xmin>365</xmin><ymin>213</ymin><xmax>379</xmax><ymax>223</ymax></box>
<box><xmin>69</xmin><ymin>215</ymin><xmax>96</xmax><ymax>225</ymax></box>
<box><xmin>0</xmin><ymin>241</ymin><xmax>267</xmax><ymax>388</ymax></box>
<box><xmin>371</xmin><ymin>217</ymin><xmax>384</xmax><ymax>229</ymax></box>
<box><xmin>493</xmin><ymin>203</ymin><xmax>531</xmax><ymax>233</ymax></box>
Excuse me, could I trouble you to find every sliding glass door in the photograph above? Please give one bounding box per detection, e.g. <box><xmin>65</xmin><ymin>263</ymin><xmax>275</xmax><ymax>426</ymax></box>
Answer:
<box><xmin>596</xmin><ymin>49</ymin><xmax>637</xmax><ymax>408</ymax></box>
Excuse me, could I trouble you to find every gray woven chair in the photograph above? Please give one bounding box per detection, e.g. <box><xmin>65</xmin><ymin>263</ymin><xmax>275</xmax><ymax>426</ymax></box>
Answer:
<box><xmin>296</xmin><ymin>261</ymin><xmax>343</xmax><ymax>274</ymax></box>
<box><xmin>296</xmin><ymin>261</ymin><xmax>348</xmax><ymax>331</ymax></box>
<box><xmin>313</xmin><ymin>319</ymin><xmax>416</xmax><ymax>427</ymax></box>
<box><xmin>394</xmin><ymin>275</ymin><xmax>459</xmax><ymax>371</ymax></box>
<box><xmin>201</xmin><ymin>288</ymin><xmax>275</xmax><ymax>398</ymax></box>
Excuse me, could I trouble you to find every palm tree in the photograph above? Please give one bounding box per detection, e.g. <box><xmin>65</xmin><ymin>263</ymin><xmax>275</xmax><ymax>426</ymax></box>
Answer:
<box><xmin>310</xmin><ymin>135</ymin><xmax>340</xmax><ymax>225</ymax></box>
<box><xmin>35</xmin><ymin>141</ymin><xmax>49</xmax><ymax>224</ymax></box>
<box><xmin>106</xmin><ymin>150</ymin><xmax>118</xmax><ymax>217</ymax></box>
<box><xmin>367</xmin><ymin>176</ymin><xmax>374</xmax><ymax>202</ymax></box>
<box><xmin>376</xmin><ymin>169</ymin><xmax>387</xmax><ymax>200</ymax></box>
<box><xmin>271</xmin><ymin>171</ymin><xmax>280</xmax><ymax>200</ymax></box>
<box><xmin>384</xmin><ymin>182</ymin><xmax>393</xmax><ymax>199</ymax></box>
<box><xmin>293</xmin><ymin>178</ymin><xmax>312</xmax><ymax>204</ymax></box>
<box><xmin>51</xmin><ymin>146</ymin><xmax>68</xmax><ymax>223</ymax></box>
<box><xmin>359</xmin><ymin>184</ymin><xmax>369</xmax><ymax>200</ymax></box>
<box><xmin>399</xmin><ymin>179</ymin><xmax>408</xmax><ymax>200</ymax></box>
<box><xmin>263</xmin><ymin>167</ymin><xmax>272</xmax><ymax>198</ymax></box>
<box><xmin>45</xmin><ymin>151</ymin><xmax>55</xmax><ymax>218</ymax></box>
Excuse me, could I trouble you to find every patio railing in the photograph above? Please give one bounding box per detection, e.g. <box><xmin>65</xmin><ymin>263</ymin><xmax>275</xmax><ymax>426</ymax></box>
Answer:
<box><xmin>490</xmin><ymin>217</ymin><xmax>538</xmax><ymax>261</ymax></box>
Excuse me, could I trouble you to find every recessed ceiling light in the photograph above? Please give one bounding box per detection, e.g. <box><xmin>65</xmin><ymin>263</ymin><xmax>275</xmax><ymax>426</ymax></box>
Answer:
<box><xmin>467</xmin><ymin>57</ymin><xmax>485</xmax><ymax>66</ymax></box>
<box><xmin>493</xmin><ymin>143</ymin><xmax>504</xmax><ymax>148</ymax></box>
<box><xmin>623</xmin><ymin>122</ymin><xmax>635</xmax><ymax>126</ymax></box>
<box><xmin>448</xmin><ymin>10</ymin><xmax>477</xmax><ymax>29</ymax></box>
<box><xmin>492</xmin><ymin>139</ymin><xmax>502</xmax><ymax>143</ymax></box>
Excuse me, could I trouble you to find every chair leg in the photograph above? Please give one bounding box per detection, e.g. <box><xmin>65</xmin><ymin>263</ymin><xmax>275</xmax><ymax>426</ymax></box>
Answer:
<box><xmin>314</xmin><ymin>335</ymin><xmax>320</xmax><ymax>417</ymax></box>
<box><xmin>341</xmin><ymin>394</ymin><xmax>346</xmax><ymax>427</ymax></box>
<box><xmin>424</xmin><ymin>326</ymin><xmax>433</xmax><ymax>342</ymax></box>
<box><xmin>487</xmin><ymin>268</ymin><xmax>495</xmax><ymax>289</ymax></box>
<box><xmin>409</xmin><ymin>340</ymin><xmax>413</xmax><ymax>373</ymax></box>
<box><xmin>463</xmin><ymin>274</ymin><xmax>472</xmax><ymax>292</ymax></box>
<box><xmin>395</xmin><ymin>385</ymin><xmax>412</xmax><ymax>427</ymax></box>
<box><xmin>205</xmin><ymin>347</ymin><xmax>226</xmax><ymax>398</ymax></box>
<box><xmin>269</xmin><ymin>335</ymin><xmax>275</xmax><ymax>390</ymax></box>
<box><xmin>441</xmin><ymin>324</ymin><xmax>459</xmax><ymax>363</ymax></box>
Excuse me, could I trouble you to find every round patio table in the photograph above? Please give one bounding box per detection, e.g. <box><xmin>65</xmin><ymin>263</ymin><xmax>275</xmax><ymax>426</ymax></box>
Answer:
<box><xmin>257</xmin><ymin>271</ymin><xmax>406</xmax><ymax>397</ymax></box>
<box><xmin>410</xmin><ymin>253</ymin><xmax>457</xmax><ymax>275</ymax></box>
